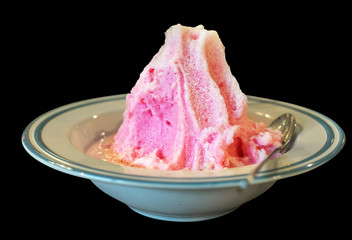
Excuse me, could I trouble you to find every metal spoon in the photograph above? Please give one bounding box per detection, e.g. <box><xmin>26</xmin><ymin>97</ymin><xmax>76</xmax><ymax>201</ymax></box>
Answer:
<box><xmin>240</xmin><ymin>113</ymin><xmax>297</xmax><ymax>189</ymax></box>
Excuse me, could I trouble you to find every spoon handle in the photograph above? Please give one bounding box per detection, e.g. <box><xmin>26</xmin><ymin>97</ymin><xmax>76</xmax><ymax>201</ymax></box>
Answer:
<box><xmin>239</xmin><ymin>113</ymin><xmax>296</xmax><ymax>189</ymax></box>
<box><xmin>239</xmin><ymin>148</ymin><xmax>280</xmax><ymax>189</ymax></box>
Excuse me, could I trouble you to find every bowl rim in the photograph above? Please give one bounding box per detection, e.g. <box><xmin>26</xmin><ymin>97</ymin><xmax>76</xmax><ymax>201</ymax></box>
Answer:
<box><xmin>22</xmin><ymin>94</ymin><xmax>345</xmax><ymax>189</ymax></box>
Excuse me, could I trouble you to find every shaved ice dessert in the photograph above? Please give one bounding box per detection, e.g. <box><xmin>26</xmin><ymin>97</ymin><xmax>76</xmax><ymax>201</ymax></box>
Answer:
<box><xmin>89</xmin><ymin>24</ymin><xmax>282</xmax><ymax>171</ymax></box>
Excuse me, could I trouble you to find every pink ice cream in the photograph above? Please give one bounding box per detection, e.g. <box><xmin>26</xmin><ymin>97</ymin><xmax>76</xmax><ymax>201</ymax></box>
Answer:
<box><xmin>113</xmin><ymin>24</ymin><xmax>282</xmax><ymax>170</ymax></box>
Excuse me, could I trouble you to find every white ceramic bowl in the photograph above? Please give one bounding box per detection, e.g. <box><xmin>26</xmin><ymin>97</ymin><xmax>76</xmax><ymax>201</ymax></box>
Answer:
<box><xmin>22</xmin><ymin>94</ymin><xmax>345</xmax><ymax>222</ymax></box>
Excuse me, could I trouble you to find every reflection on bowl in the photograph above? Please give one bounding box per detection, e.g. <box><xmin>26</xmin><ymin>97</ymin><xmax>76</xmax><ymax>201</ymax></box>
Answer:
<box><xmin>22</xmin><ymin>94</ymin><xmax>345</xmax><ymax>222</ymax></box>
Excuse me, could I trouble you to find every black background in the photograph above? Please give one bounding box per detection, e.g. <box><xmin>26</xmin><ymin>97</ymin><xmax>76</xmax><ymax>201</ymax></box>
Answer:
<box><xmin>9</xmin><ymin>2</ymin><xmax>349</xmax><ymax>238</ymax></box>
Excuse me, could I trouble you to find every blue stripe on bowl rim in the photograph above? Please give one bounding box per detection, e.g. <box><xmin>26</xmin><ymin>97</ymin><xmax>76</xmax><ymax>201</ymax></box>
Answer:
<box><xmin>22</xmin><ymin>95</ymin><xmax>345</xmax><ymax>188</ymax></box>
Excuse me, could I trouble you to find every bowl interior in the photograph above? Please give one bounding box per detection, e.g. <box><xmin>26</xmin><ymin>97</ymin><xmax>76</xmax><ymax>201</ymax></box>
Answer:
<box><xmin>68</xmin><ymin>109</ymin><xmax>269</xmax><ymax>179</ymax></box>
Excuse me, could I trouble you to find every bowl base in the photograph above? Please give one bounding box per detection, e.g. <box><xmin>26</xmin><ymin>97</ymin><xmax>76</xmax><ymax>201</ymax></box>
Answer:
<box><xmin>129</xmin><ymin>206</ymin><xmax>240</xmax><ymax>222</ymax></box>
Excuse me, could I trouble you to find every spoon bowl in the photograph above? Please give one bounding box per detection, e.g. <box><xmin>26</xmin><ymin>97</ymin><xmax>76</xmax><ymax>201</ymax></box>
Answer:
<box><xmin>270</xmin><ymin>113</ymin><xmax>297</xmax><ymax>153</ymax></box>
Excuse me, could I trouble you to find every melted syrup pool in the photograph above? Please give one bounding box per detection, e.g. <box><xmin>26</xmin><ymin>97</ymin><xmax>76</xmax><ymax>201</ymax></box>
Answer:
<box><xmin>86</xmin><ymin>133</ymin><xmax>122</xmax><ymax>165</ymax></box>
